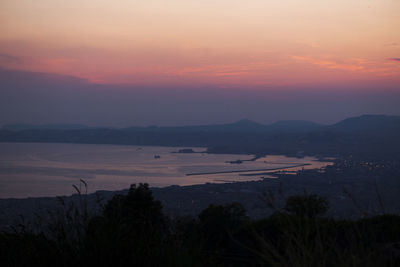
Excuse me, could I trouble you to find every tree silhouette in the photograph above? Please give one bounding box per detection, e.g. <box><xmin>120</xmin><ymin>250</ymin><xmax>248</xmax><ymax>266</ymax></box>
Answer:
<box><xmin>84</xmin><ymin>183</ymin><xmax>167</xmax><ymax>266</ymax></box>
<box><xmin>284</xmin><ymin>194</ymin><xmax>329</xmax><ymax>218</ymax></box>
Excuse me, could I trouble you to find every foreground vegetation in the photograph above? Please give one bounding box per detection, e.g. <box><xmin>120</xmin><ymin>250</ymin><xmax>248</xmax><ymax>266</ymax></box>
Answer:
<box><xmin>1</xmin><ymin>183</ymin><xmax>400</xmax><ymax>267</ymax></box>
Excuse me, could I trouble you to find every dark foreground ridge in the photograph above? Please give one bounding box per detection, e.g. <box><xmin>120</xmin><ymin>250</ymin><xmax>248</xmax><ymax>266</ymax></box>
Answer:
<box><xmin>1</xmin><ymin>179</ymin><xmax>400</xmax><ymax>266</ymax></box>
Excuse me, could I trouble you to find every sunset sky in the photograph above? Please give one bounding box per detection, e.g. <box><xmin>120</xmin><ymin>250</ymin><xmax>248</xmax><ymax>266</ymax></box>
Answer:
<box><xmin>0</xmin><ymin>0</ymin><xmax>399</xmax><ymax>126</ymax></box>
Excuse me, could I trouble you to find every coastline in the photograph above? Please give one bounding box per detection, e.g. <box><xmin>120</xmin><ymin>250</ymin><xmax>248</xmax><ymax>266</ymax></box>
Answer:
<box><xmin>1</xmin><ymin>162</ymin><xmax>399</xmax><ymax>231</ymax></box>
<box><xmin>185</xmin><ymin>163</ymin><xmax>310</xmax><ymax>176</ymax></box>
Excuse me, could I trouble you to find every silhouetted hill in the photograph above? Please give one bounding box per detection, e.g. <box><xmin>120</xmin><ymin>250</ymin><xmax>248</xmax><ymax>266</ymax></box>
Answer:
<box><xmin>1</xmin><ymin>115</ymin><xmax>399</xmax><ymax>159</ymax></box>
<box><xmin>226</xmin><ymin>118</ymin><xmax>267</xmax><ymax>130</ymax></box>
<box><xmin>269</xmin><ymin>120</ymin><xmax>322</xmax><ymax>133</ymax></box>
<box><xmin>328</xmin><ymin>114</ymin><xmax>400</xmax><ymax>133</ymax></box>
<box><xmin>1</xmin><ymin>119</ymin><xmax>323</xmax><ymax>133</ymax></box>
<box><xmin>125</xmin><ymin>119</ymin><xmax>320</xmax><ymax>133</ymax></box>
<box><xmin>126</xmin><ymin>119</ymin><xmax>268</xmax><ymax>133</ymax></box>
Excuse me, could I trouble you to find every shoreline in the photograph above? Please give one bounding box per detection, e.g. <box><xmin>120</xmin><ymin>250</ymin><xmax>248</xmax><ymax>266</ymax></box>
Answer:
<box><xmin>1</xmin><ymin>164</ymin><xmax>399</xmax><ymax>230</ymax></box>
<box><xmin>185</xmin><ymin>163</ymin><xmax>310</xmax><ymax>176</ymax></box>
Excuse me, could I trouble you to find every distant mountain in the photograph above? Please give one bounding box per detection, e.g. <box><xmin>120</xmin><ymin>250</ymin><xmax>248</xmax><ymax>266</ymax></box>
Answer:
<box><xmin>126</xmin><ymin>119</ymin><xmax>268</xmax><ymax>133</ymax></box>
<box><xmin>204</xmin><ymin>119</ymin><xmax>268</xmax><ymax>132</ymax></box>
<box><xmin>125</xmin><ymin>119</ymin><xmax>321</xmax><ymax>133</ymax></box>
<box><xmin>268</xmin><ymin>120</ymin><xmax>322</xmax><ymax>133</ymax></box>
<box><xmin>227</xmin><ymin>118</ymin><xmax>266</xmax><ymax>129</ymax></box>
<box><xmin>1</xmin><ymin>119</ymin><xmax>324</xmax><ymax>133</ymax></box>
<box><xmin>2</xmin><ymin>123</ymin><xmax>90</xmax><ymax>131</ymax></box>
<box><xmin>1</xmin><ymin>114</ymin><xmax>400</xmax><ymax>159</ymax></box>
<box><xmin>328</xmin><ymin>114</ymin><xmax>400</xmax><ymax>133</ymax></box>
<box><xmin>4</xmin><ymin>115</ymin><xmax>399</xmax><ymax>134</ymax></box>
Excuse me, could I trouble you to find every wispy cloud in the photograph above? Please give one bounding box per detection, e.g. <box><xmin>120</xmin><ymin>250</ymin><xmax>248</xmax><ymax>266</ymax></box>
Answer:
<box><xmin>0</xmin><ymin>53</ymin><xmax>21</xmax><ymax>64</ymax></box>
<box><xmin>384</xmin><ymin>43</ymin><xmax>398</xmax><ymax>47</ymax></box>
<box><xmin>296</xmin><ymin>40</ymin><xmax>320</xmax><ymax>48</ymax></box>
<box><xmin>291</xmin><ymin>56</ymin><xmax>365</xmax><ymax>71</ymax></box>
<box><xmin>175</xmin><ymin>64</ymin><xmax>252</xmax><ymax>77</ymax></box>
<box><xmin>387</xmin><ymin>58</ymin><xmax>400</xmax><ymax>62</ymax></box>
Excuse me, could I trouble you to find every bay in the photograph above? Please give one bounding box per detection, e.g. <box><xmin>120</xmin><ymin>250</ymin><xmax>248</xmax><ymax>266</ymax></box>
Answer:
<box><xmin>0</xmin><ymin>142</ymin><xmax>331</xmax><ymax>198</ymax></box>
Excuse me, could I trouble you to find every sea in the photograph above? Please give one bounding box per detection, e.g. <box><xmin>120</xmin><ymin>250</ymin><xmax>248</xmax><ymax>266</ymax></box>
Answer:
<box><xmin>0</xmin><ymin>142</ymin><xmax>332</xmax><ymax>198</ymax></box>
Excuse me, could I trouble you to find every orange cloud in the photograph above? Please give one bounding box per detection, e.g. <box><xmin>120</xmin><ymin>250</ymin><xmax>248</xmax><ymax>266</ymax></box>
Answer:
<box><xmin>291</xmin><ymin>56</ymin><xmax>365</xmax><ymax>72</ymax></box>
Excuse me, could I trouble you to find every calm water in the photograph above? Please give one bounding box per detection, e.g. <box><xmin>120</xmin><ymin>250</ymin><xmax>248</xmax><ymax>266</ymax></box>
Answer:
<box><xmin>0</xmin><ymin>143</ymin><xmax>331</xmax><ymax>198</ymax></box>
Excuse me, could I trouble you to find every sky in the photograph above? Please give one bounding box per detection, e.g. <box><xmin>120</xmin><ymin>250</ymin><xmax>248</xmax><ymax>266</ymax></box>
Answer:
<box><xmin>0</xmin><ymin>0</ymin><xmax>399</xmax><ymax>126</ymax></box>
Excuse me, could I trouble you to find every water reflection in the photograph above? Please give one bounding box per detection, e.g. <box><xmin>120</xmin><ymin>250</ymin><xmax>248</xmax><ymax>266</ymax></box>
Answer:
<box><xmin>0</xmin><ymin>143</ymin><xmax>332</xmax><ymax>198</ymax></box>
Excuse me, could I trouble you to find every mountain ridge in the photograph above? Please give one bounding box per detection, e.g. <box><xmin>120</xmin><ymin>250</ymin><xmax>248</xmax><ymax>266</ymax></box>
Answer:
<box><xmin>2</xmin><ymin>114</ymin><xmax>399</xmax><ymax>134</ymax></box>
